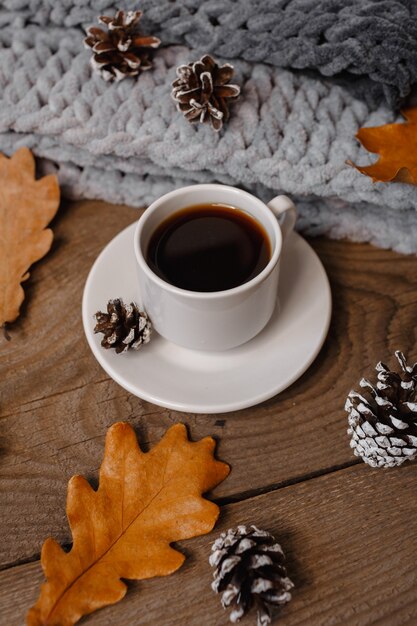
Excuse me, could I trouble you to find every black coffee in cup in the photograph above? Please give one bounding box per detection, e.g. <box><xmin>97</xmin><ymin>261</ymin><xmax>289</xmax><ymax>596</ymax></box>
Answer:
<box><xmin>146</xmin><ymin>203</ymin><xmax>271</xmax><ymax>292</ymax></box>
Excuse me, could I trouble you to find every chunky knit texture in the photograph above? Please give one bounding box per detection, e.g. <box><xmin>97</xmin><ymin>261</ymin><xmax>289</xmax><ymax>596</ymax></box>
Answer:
<box><xmin>0</xmin><ymin>22</ymin><xmax>416</xmax><ymax>253</ymax></box>
<box><xmin>2</xmin><ymin>0</ymin><xmax>417</xmax><ymax>105</ymax></box>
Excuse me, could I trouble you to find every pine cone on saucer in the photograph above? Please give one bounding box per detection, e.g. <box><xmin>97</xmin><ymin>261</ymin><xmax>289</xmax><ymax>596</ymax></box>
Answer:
<box><xmin>84</xmin><ymin>10</ymin><xmax>160</xmax><ymax>82</ymax></box>
<box><xmin>346</xmin><ymin>351</ymin><xmax>417</xmax><ymax>467</ymax></box>
<box><xmin>94</xmin><ymin>299</ymin><xmax>152</xmax><ymax>353</ymax></box>
<box><xmin>171</xmin><ymin>54</ymin><xmax>240</xmax><ymax>131</ymax></box>
<box><xmin>210</xmin><ymin>525</ymin><xmax>294</xmax><ymax>625</ymax></box>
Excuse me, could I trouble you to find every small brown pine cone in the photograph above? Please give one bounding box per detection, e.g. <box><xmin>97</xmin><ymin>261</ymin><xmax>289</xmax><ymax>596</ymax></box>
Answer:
<box><xmin>84</xmin><ymin>10</ymin><xmax>160</xmax><ymax>82</ymax></box>
<box><xmin>210</xmin><ymin>525</ymin><xmax>294</xmax><ymax>626</ymax></box>
<box><xmin>346</xmin><ymin>351</ymin><xmax>417</xmax><ymax>467</ymax></box>
<box><xmin>171</xmin><ymin>54</ymin><xmax>240</xmax><ymax>131</ymax></box>
<box><xmin>94</xmin><ymin>299</ymin><xmax>151</xmax><ymax>354</ymax></box>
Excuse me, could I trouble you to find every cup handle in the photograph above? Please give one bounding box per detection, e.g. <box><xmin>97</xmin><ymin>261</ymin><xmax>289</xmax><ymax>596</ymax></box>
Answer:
<box><xmin>267</xmin><ymin>195</ymin><xmax>297</xmax><ymax>242</ymax></box>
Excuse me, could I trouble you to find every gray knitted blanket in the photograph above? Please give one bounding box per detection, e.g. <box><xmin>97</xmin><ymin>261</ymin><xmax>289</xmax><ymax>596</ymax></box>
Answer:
<box><xmin>2</xmin><ymin>0</ymin><xmax>417</xmax><ymax>105</ymax></box>
<box><xmin>1</xmin><ymin>6</ymin><xmax>417</xmax><ymax>253</ymax></box>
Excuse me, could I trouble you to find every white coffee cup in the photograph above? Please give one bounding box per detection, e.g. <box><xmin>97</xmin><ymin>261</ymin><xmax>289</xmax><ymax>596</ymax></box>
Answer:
<box><xmin>134</xmin><ymin>184</ymin><xmax>296</xmax><ymax>351</ymax></box>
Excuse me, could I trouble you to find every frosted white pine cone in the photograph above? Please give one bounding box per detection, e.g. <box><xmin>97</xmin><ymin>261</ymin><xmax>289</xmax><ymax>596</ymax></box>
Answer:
<box><xmin>346</xmin><ymin>351</ymin><xmax>417</xmax><ymax>467</ymax></box>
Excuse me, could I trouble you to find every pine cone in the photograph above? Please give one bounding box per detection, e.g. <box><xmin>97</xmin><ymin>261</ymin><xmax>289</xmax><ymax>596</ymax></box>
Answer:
<box><xmin>210</xmin><ymin>525</ymin><xmax>294</xmax><ymax>626</ymax></box>
<box><xmin>171</xmin><ymin>55</ymin><xmax>240</xmax><ymax>131</ymax></box>
<box><xmin>84</xmin><ymin>10</ymin><xmax>160</xmax><ymax>82</ymax></box>
<box><xmin>94</xmin><ymin>299</ymin><xmax>152</xmax><ymax>354</ymax></box>
<box><xmin>346</xmin><ymin>351</ymin><xmax>417</xmax><ymax>467</ymax></box>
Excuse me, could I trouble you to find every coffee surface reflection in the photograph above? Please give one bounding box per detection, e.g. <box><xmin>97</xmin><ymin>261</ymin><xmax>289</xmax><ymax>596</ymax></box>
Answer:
<box><xmin>146</xmin><ymin>203</ymin><xmax>271</xmax><ymax>292</ymax></box>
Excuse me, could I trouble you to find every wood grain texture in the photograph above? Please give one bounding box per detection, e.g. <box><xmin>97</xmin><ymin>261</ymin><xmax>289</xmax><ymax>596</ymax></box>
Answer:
<box><xmin>1</xmin><ymin>199</ymin><xmax>417</xmax><ymax>576</ymax></box>
<box><xmin>1</xmin><ymin>464</ymin><xmax>417</xmax><ymax>626</ymax></box>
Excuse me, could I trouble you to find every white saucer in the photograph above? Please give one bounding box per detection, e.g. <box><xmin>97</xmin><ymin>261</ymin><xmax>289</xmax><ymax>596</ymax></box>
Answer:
<box><xmin>82</xmin><ymin>224</ymin><xmax>331</xmax><ymax>414</ymax></box>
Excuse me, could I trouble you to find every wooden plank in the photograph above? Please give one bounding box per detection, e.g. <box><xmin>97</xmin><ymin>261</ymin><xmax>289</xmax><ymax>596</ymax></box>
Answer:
<box><xmin>1</xmin><ymin>464</ymin><xmax>417</xmax><ymax>625</ymax></box>
<box><xmin>1</xmin><ymin>200</ymin><xmax>417</xmax><ymax>568</ymax></box>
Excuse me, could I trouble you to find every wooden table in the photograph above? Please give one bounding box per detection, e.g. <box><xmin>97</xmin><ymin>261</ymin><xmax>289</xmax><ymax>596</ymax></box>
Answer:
<box><xmin>1</xmin><ymin>200</ymin><xmax>417</xmax><ymax>626</ymax></box>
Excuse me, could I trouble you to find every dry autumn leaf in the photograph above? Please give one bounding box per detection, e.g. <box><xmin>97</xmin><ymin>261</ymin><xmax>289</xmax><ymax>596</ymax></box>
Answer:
<box><xmin>0</xmin><ymin>147</ymin><xmax>60</xmax><ymax>330</ymax></box>
<box><xmin>352</xmin><ymin>108</ymin><xmax>417</xmax><ymax>184</ymax></box>
<box><xmin>27</xmin><ymin>422</ymin><xmax>230</xmax><ymax>626</ymax></box>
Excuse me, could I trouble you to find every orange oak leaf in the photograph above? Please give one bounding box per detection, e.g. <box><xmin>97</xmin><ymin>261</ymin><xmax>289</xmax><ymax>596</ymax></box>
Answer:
<box><xmin>27</xmin><ymin>422</ymin><xmax>230</xmax><ymax>626</ymax></box>
<box><xmin>352</xmin><ymin>108</ymin><xmax>417</xmax><ymax>184</ymax></box>
<box><xmin>0</xmin><ymin>147</ymin><xmax>60</xmax><ymax>329</ymax></box>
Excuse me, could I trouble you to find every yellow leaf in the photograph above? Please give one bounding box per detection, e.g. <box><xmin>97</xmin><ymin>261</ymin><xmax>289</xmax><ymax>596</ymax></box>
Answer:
<box><xmin>0</xmin><ymin>148</ymin><xmax>60</xmax><ymax>326</ymax></box>
<box><xmin>27</xmin><ymin>422</ymin><xmax>230</xmax><ymax>626</ymax></box>
<box><xmin>352</xmin><ymin>108</ymin><xmax>417</xmax><ymax>184</ymax></box>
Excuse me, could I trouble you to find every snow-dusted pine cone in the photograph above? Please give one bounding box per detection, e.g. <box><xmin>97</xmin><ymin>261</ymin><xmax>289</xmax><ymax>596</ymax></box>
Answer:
<box><xmin>171</xmin><ymin>55</ymin><xmax>240</xmax><ymax>131</ymax></box>
<box><xmin>84</xmin><ymin>10</ymin><xmax>160</xmax><ymax>81</ymax></box>
<box><xmin>94</xmin><ymin>299</ymin><xmax>151</xmax><ymax>354</ymax></box>
<box><xmin>346</xmin><ymin>351</ymin><xmax>417</xmax><ymax>467</ymax></box>
<box><xmin>210</xmin><ymin>525</ymin><xmax>294</xmax><ymax>626</ymax></box>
